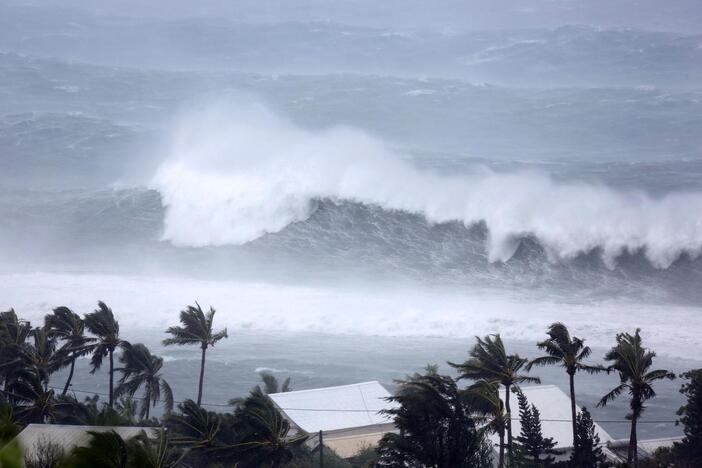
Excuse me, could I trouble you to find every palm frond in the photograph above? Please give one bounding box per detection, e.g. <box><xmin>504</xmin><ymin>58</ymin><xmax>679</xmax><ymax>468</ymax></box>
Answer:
<box><xmin>163</xmin><ymin>303</ymin><xmax>228</xmax><ymax>350</ymax></box>
<box><xmin>160</xmin><ymin>379</ymin><xmax>174</xmax><ymax>413</ymax></box>
<box><xmin>597</xmin><ymin>383</ymin><xmax>629</xmax><ymax>407</ymax></box>
<box><xmin>526</xmin><ymin>355</ymin><xmax>560</xmax><ymax>370</ymax></box>
<box><xmin>644</xmin><ymin>369</ymin><xmax>676</xmax><ymax>383</ymax></box>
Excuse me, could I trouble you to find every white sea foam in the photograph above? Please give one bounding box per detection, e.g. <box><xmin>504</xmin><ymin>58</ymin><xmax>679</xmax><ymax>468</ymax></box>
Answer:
<box><xmin>151</xmin><ymin>100</ymin><xmax>702</xmax><ymax>268</ymax></box>
<box><xmin>404</xmin><ymin>89</ymin><xmax>437</xmax><ymax>96</ymax></box>
<box><xmin>1</xmin><ymin>272</ymin><xmax>698</xmax><ymax>359</ymax></box>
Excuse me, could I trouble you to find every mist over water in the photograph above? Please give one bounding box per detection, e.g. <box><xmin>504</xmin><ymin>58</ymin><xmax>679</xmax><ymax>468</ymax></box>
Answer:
<box><xmin>1</xmin><ymin>1</ymin><xmax>702</xmax><ymax>366</ymax></box>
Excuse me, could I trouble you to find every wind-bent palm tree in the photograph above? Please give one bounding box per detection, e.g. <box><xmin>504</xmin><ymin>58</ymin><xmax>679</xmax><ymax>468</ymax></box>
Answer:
<box><xmin>527</xmin><ymin>322</ymin><xmax>605</xmax><ymax>444</ymax></box>
<box><xmin>165</xmin><ymin>399</ymin><xmax>238</xmax><ymax>466</ymax></box>
<box><xmin>162</xmin><ymin>303</ymin><xmax>228</xmax><ymax>406</ymax></box>
<box><xmin>66</xmin><ymin>430</ymin><xmax>129</xmax><ymax>468</ymax></box>
<box><xmin>116</xmin><ymin>343</ymin><xmax>174</xmax><ymax>419</ymax></box>
<box><xmin>0</xmin><ymin>309</ymin><xmax>32</xmax><ymax>343</ymax></box>
<box><xmin>84</xmin><ymin>301</ymin><xmax>129</xmax><ymax>408</ymax></box>
<box><xmin>449</xmin><ymin>334</ymin><xmax>540</xmax><ymax>460</ymax></box>
<box><xmin>21</xmin><ymin>327</ymin><xmax>65</xmax><ymax>390</ymax></box>
<box><xmin>464</xmin><ymin>380</ymin><xmax>508</xmax><ymax>468</ymax></box>
<box><xmin>234</xmin><ymin>388</ymin><xmax>308</xmax><ymax>468</ymax></box>
<box><xmin>5</xmin><ymin>368</ymin><xmax>79</xmax><ymax>424</ymax></box>
<box><xmin>126</xmin><ymin>428</ymin><xmax>184</xmax><ymax>468</ymax></box>
<box><xmin>0</xmin><ymin>309</ymin><xmax>32</xmax><ymax>390</ymax></box>
<box><xmin>597</xmin><ymin>329</ymin><xmax>675</xmax><ymax>468</ymax></box>
<box><xmin>229</xmin><ymin>371</ymin><xmax>292</xmax><ymax>407</ymax></box>
<box><xmin>378</xmin><ymin>365</ymin><xmax>489</xmax><ymax>467</ymax></box>
<box><xmin>45</xmin><ymin>306</ymin><xmax>95</xmax><ymax>395</ymax></box>
<box><xmin>258</xmin><ymin>371</ymin><xmax>291</xmax><ymax>395</ymax></box>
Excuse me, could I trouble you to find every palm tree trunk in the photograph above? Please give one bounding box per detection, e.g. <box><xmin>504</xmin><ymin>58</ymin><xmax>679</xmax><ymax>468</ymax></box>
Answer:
<box><xmin>628</xmin><ymin>414</ymin><xmax>638</xmax><ymax>467</ymax></box>
<box><xmin>109</xmin><ymin>349</ymin><xmax>114</xmax><ymax>408</ymax></box>
<box><xmin>197</xmin><ymin>346</ymin><xmax>206</xmax><ymax>406</ymax></box>
<box><xmin>569</xmin><ymin>371</ymin><xmax>577</xmax><ymax>445</ymax></box>
<box><xmin>145</xmin><ymin>398</ymin><xmax>150</xmax><ymax>420</ymax></box>
<box><xmin>62</xmin><ymin>355</ymin><xmax>76</xmax><ymax>396</ymax></box>
<box><xmin>505</xmin><ymin>383</ymin><xmax>513</xmax><ymax>463</ymax></box>
<box><xmin>628</xmin><ymin>393</ymin><xmax>641</xmax><ymax>468</ymax></box>
<box><xmin>498</xmin><ymin>425</ymin><xmax>505</xmax><ymax>468</ymax></box>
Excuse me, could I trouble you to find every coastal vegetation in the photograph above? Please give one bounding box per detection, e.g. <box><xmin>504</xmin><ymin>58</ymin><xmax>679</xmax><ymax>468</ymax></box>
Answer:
<box><xmin>449</xmin><ymin>334</ymin><xmax>539</xmax><ymax>465</ymax></box>
<box><xmin>162</xmin><ymin>304</ymin><xmax>227</xmax><ymax>407</ymax></box>
<box><xmin>597</xmin><ymin>329</ymin><xmax>676</xmax><ymax>467</ymax></box>
<box><xmin>527</xmin><ymin>322</ymin><xmax>606</xmax><ymax>444</ymax></box>
<box><xmin>0</xmin><ymin>303</ymin><xmax>697</xmax><ymax>467</ymax></box>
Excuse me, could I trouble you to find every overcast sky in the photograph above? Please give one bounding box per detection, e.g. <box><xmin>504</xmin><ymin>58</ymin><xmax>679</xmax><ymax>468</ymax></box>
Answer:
<box><xmin>7</xmin><ymin>0</ymin><xmax>702</xmax><ymax>33</ymax></box>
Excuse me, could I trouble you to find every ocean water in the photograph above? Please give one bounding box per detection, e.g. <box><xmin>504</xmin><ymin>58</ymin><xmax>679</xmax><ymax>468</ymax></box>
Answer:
<box><xmin>1</xmin><ymin>9</ymin><xmax>702</xmax><ymax>442</ymax></box>
<box><xmin>45</xmin><ymin>330</ymin><xmax>690</xmax><ymax>441</ymax></box>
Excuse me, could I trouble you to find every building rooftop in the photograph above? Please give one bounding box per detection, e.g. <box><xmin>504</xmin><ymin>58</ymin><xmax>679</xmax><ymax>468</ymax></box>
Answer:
<box><xmin>268</xmin><ymin>380</ymin><xmax>399</xmax><ymax>433</ymax></box>
<box><xmin>15</xmin><ymin>424</ymin><xmax>154</xmax><ymax>458</ymax></box>
<box><xmin>490</xmin><ymin>385</ymin><xmax>613</xmax><ymax>450</ymax></box>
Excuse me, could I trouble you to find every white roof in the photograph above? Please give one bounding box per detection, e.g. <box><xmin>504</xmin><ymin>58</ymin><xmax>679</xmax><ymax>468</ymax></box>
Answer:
<box><xmin>490</xmin><ymin>385</ymin><xmax>613</xmax><ymax>450</ymax></box>
<box><xmin>268</xmin><ymin>381</ymin><xmax>399</xmax><ymax>433</ymax></box>
<box><xmin>15</xmin><ymin>424</ymin><xmax>152</xmax><ymax>457</ymax></box>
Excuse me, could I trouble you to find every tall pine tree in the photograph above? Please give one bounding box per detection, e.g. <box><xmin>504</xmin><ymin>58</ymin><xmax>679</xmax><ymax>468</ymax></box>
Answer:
<box><xmin>570</xmin><ymin>407</ymin><xmax>607</xmax><ymax>467</ymax></box>
<box><xmin>674</xmin><ymin>369</ymin><xmax>702</xmax><ymax>464</ymax></box>
<box><xmin>514</xmin><ymin>389</ymin><xmax>557</xmax><ymax>467</ymax></box>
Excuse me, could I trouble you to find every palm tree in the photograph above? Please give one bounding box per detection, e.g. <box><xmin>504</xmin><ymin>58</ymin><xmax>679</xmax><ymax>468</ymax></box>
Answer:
<box><xmin>0</xmin><ymin>309</ymin><xmax>32</xmax><ymax>345</ymax></box>
<box><xmin>234</xmin><ymin>388</ymin><xmax>308</xmax><ymax>468</ymax></box>
<box><xmin>597</xmin><ymin>329</ymin><xmax>675</xmax><ymax>468</ymax></box>
<box><xmin>449</xmin><ymin>334</ymin><xmax>540</xmax><ymax>460</ymax></box>
<box><xmin>21</xmin><ymin>327</ymin><xmax>65</xmax><ymax>390</ymax></box>
<box><xmin>115</xmin><ymin>343</ymin><xmax>174</xmax><ymax>419</ymax></box>
<box><xmin>66</xmin><ymin>430</ymin><xmax>129</xmax><ymax>468</ymax></box>
<box><xmin>377</xmin><ymin>365</ymin><xmax>490</xmax><ymax>467</ymax></box>
<box><xmin>0</xmin><ymin>309</ymin><xmax>32</xmax><ymax>390</ymax></box>
<box><xmin>165</xmin><ymin>399</ymin><xmax>238</xmax><ymax>466</ymax></box>
<box><xmin>67</xmin><ymin>428</ymin><xmax>182</xmax><ymax>468</ymax></box>
<box><xmin>5</xmin><ymin>369</ymin><xmax>79</xmax><ymax>424</ymax></box>
<box><xmin>84</xmin><ymin>301</ymin><xmax>129</xmax><ymax>408</ymax></box>
<box><xmin>162</xmin><ymin>303</ymin><xmax>228</xmax><ymax>406</ymax></box>
<box><xmin>229</xmin><ymin>371</ymin><xmax>292</xmax><ymax>407</ymax></box>
<box><xmin>464</xmin><ymin>380</ymin><xmax>508</xmax><ymax>468</ymax></box>
<box><xmin>45</xmin><ymin>306</ymin><xmax>95</xmax><ymax>395</ymax></box>
<box><xmin>527</xmin><ymin>322</ymin><xmax>605</xmax><ymax>444</ymax></box>
<box><xmin>126</xmin><ymin>428</ymin><xmax>184</xmax><ymax>468</ymax></box>
<box><xmin>258</xmin><ymin>371</ymin><xmax>291</xmax><ymax>395</ymax></box>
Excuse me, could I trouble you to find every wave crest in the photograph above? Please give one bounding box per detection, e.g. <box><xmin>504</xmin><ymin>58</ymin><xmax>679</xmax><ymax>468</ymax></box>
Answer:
<box><xmin>151</xmin><ymin>100</ymin><xmax>702</xmax><ymax>268</ymax></box>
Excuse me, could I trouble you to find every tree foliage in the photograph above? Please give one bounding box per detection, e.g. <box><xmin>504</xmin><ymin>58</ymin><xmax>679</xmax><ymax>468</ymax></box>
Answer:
<box><xmin>0</xmin><ymin>309</ymin><xmax>33</xmax><ymax>390</ymax></box>
<box><xmin>84</xmin><ymin>301</ymin><xmax>129</xmax><ymax>408</ymax></box>
<box><xmin>673</xmin><ymin>369</ymin><xmax>702</xmax><ymax>464</ymax></box>
<box><xmin>164</xmin><ymin>399</ymin><xmax>238</xmax><ymax>466</ymax></box>
<box><xmin>162</xmin><ymin>303</ymin><xmax>227</xmax><ymax>406</ymax></box>
<box><xmin>66</xmin><ymin>430</ymin><xmax>129</xmax><ymax>468</ymax></box>
<box><xmin>570</xmin><ymin>407</ymin><xmax>607</xmax><ymax>468</ymax></box>
<box><xmin>233</xmin><ymin>388</ymin><xmax>308</xmax><ymax>468</ymax></box>
<box><xmin>45</xmin><ymin>306</ymin><xmax>95</xmax><ymax>395</ymax></box>
<box><xmin>464</xmin><ymin>380</ymin><xmax>507</xmax><ymax>467</ymax></box>
<box><xmin>116</xmin><ymin>343</ymin><xmax>173</xmax><ymax>419</ymax></box>
<box><xmin>527</xmin><ymin>322</ymin><xmax>605</xmax><ymax>447</ymax></box>
<box><xmin>376</xmin><ymin>365</ymin><xmax>493</xmax><ymax>468</ymax></box>
<box><xmin>597</xmin><ymin>329</ymin><xmax>675</xmax><ymax>468</ymax></box>
<box><xmin>449</xmin><ymin>334</ymin><xmax>539</xmax><ymax>463</ymax></box>
<box><xmin>513</xmin><ymin>388</ymin><xmax>557</xmax><ymax>467</ymax></box>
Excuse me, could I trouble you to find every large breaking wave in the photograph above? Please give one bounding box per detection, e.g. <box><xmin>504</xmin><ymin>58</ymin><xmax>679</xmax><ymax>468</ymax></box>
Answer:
<box><xmin>151</xmin><ymin>101</ymin><xmax>702</xmax><ymax>269</ymax></box>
